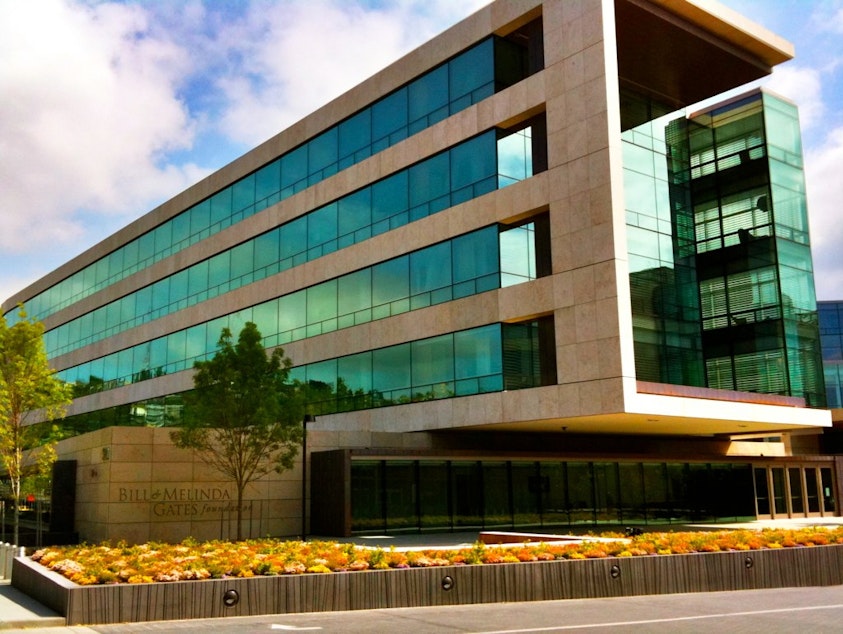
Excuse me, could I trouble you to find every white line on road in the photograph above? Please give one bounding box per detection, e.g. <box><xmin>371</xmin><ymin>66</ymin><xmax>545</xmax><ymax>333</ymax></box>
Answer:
<box><xmin>473</xmin><ymin>603</ymin><xmax>843</xmax><ymax>633</ymax></box>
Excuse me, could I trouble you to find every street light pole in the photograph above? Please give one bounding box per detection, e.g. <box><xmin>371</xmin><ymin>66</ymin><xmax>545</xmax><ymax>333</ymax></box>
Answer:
<box><xmin>301</xmin><ymin>414</ymin><xmax>315</xmax><ymax>540</ymax></box>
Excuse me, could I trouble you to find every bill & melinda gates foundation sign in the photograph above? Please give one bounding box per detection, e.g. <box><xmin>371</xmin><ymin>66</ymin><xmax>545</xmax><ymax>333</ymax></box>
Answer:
<box><xmin>116</xmin><ymin>486</ymin><xmax>250</xmax><ymax>518</ymax></box>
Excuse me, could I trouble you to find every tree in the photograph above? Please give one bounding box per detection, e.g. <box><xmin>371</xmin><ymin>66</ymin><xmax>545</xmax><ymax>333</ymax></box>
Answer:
<box><xmin>0</xmin><ymin>307</ymin><xmax>73</xmax><ymax>545</ymax></box>
<box><xmin>171</xmin><ymin>322</ymin><xmax>303</xmax><ymax>541</ymax></box>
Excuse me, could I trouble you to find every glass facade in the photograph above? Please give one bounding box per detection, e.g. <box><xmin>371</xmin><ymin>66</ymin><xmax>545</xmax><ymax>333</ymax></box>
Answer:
<box><xmin>624</xmin><ymin>94</ymin><xmax>704</xmax><ymax>387</ymax></box>
<box><xmin>350</xmin><ymin>458</ymin><xmax>757</xmax><ymax>533</ymax></box>
<box><xmin>293</xmin><ymin>319</ymin><xmax>555</xmax><ymax>415</ymax></box>
<box><xmin>8</xmin><ymin>28</ymin><xmax>543</xmax><ymax>326</ymax></box>
<box><xmin>60</xmin><ymin>219</ymin><xmax>548</xmax><ymax>396</ymax></box>
<box><xmin>44</xmin><ymin>125</ymin><xmax>544</xmax><ymax>359</ymax></box>
<box><xmin>820</xmin><ymin>301</ymin><xmax>843</xmax><ymax>408</ymax></box>
<box><xmin>56</xmin><ymin>319</ymin><xmax>555</xmax><ymax>436</ymax></box>
<box><xmin>624</xmin><ymin>90</ymin><xmax>825</xmax><ymax>406</ymax></box>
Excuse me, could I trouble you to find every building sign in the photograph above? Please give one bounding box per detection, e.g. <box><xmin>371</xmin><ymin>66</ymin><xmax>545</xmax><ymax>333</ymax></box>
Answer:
<box><xmin>117</xmin><ymin>486</ymin><xmax>250</xmax><ymax>517</ymax></box>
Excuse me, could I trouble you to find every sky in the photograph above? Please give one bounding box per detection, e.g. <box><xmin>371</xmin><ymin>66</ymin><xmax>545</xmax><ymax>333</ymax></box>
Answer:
<box><xmin>0</xmin><ymin>0</ymin><xmax>841</xmax><ymax>308</ymax></box>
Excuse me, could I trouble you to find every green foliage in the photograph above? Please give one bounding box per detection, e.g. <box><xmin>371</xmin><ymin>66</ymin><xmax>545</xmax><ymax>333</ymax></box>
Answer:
<box><xmin>0</xmin><ymin>305</ymin><xmax>73</xmax><ymax>543</ymax></box>
<box><xmin>170</xmin><ymin>322</ymin><xmax>303</xmax><ymax>540</ymax></box>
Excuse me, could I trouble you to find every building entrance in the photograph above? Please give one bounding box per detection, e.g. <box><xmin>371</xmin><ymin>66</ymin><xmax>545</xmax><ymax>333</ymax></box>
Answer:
<box><xmin>754</xmin><ymin>464</ymin><xmax>836</xmax><ymax>519</ymax></box>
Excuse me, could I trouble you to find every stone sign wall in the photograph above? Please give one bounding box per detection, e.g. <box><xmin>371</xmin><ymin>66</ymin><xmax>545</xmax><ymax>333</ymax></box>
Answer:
<box><xmin>52</xmin><ymin>426</ymin><xmax>303</xmax><ymax>544</ymax></box>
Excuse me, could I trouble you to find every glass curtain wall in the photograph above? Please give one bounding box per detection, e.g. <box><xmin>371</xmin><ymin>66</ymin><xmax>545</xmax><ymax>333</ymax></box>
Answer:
<box><xmin>44</xmin><ymin>124</ymin><xmax>544</xmax><ymax>359</ymax></box>
<box><xmin>55</xmin><ymin>318</ymin><xmax>556</xmax><ymax>437</ymax></box>
<box><xmin>350</xmin><ymin>458</ymin><xmax>758</xmax><ymax>534</ymax></box>
<box><xmin>686</xmin><ymin>92</ymin><xmax>825</xmax><ymax>405</ymax></box>
<box><xmin>59</xmin><ymin>218</ymin><xmax>548</xmax><ymax>396</ymax></box>
<box><xmin>819</xmin><ymin>301</ymin><xmax>843</xmax><ymax>408</ymax></box>
<box><xmin>622</xmin><ymin>91</ymin><xmax>705</xmax><ymax>386</ymax></box>
<box><xmin>624</xmin><ymin>89</ymin><xmax>825</xmax><ymax>406</ymax></box>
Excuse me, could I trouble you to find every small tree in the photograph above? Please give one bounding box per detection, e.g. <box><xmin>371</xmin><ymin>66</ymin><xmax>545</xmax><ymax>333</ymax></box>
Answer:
<box><xmin>171</xmin><ymin>322</ymin><xmax>302</xmax><ymax>541</ymax></box>
<box><xmin>0</xmin><ymin>307</ymin><xmax>73</xmax><ymax>545</ymax></box>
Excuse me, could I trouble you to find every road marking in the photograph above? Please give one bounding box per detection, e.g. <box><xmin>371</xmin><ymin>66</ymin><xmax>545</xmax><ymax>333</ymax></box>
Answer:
<box><xmin>474</xmin><ymin>603</ymin><xmax>843</xmax><ymax>633</ymax></box>
<box><xmin>270</xmin><ymin>625</ymin><xmax>322</xmax><ymax>631</ymax></box>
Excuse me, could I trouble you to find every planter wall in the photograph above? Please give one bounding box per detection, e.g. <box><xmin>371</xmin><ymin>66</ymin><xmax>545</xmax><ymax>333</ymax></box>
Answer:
<box><xmin>13</xmin><ymin>545</ymin><xmax>843</xmax><ymax>626</ymax></box>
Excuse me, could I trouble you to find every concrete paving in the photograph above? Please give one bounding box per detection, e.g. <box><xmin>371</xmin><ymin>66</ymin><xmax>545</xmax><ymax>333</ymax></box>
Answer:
<box><xmin>0</xmin><ymin>580</ymin><xmax>64</xmax><ymax>630</ymax></box>
<box><xmin>3</xmin><ymin>517</ymin><xmax>843</xmax><ymax>630</ymax></box>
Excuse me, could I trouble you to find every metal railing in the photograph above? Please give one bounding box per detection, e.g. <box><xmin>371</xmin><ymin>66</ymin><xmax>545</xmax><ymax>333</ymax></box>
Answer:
<box><xmin>0</xmin><ymin>542</ymin><xmax>24</xmax><ymax>580</ymax></box>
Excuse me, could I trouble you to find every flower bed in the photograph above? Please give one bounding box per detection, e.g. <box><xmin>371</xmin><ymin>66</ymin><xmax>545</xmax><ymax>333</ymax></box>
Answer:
<box><xmin>12</xmin><ymin>527</ymin><xmax>843</xmax><ymax>626</ymax></box>
<box><xmin>29</xmin><ymin>527</ymin><xmax>843</xmax><ymax>585</ymax></box>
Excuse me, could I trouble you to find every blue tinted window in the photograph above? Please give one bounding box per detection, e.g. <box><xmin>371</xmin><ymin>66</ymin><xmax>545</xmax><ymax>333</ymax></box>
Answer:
<box><xmin>255</xmin><ymin>160</ymin><xmax>281</xmax><ymax>205</ymax></box>
<box><xmin>281</xmin><ymin>145</ymin><xmax>308</xmax><ymax>190</ymax></box>
<box><xmin>451</xmin><ymin>134</ymin><xmax>496</xmax><ymax>191</ymax></box>
<box><xmin>372</xmin><ymin>89</ymin><xmax>408</xmax><ymax>144</ymax></box>
<box><xmin>167</xmin><ymin>330</ymin><xmax>186</xmax><ymax>371</ymax></box>
<box><xmin>338</xmin><ymin>269</ymin><xmax>371</xmax><ymax>317</ymax></box>
<box><xmin>339</xmin><ymin>110</ymin><xmax>371</xmax><ymax>161</ymax></box>
<box><xmin>307</xmin><ymin>279</ymin><xmax>338</xmax><ymax>325</ymax></box>
<box><xmin>411</xmin><ymin>241</ymin><xmax>452</xmax><ymax>295</ymax></box>
<box><xmin>453</xmin><ymin>227</ymin><xmax>498</xmax><ymax>283</ymax></box>
<box><xmin>171</xmin><ymin>212</ymin><xmax>190</xmax><ymax>246</ymax></box>
<box><xmin>455</xmin><ymin>324</ymin><xmax>501</xmax><ymax>379</ymax></box>
<box><xmin>152</xmin><ymin>224</ymin><xmax>172</xmax><ymax>259</ymax></box>
<box><xmin>450</xmin><ymin>38</ymin><xmax>493</xmax><ymax>103</ymax></box>
<box><xmin>338</xmin><ymin>189</ymin><xmax>371</xmax><ymax>238</ymax></box>
<box><xmin>231</xmin><ymin>241</ymin><xmax>254</xmax><ymax>280</ymax></box>
<box><xmin>308</xmin><ymin>127</ymin><xmax>338</xmax><ymax>175</ymax></box>
<box><xmin>409</xmin><ymin>65</ymin><xmax>448</xmax><ymax>127</ymax></box>
<box><xmin>338</xmin><ymin>352</ymin><xmax>372</xmax><ymax>397</ymax></box>
<box><xmin>185</xmin><ymin>325</ymin><xmax>206</xmax><ymax>361</ymax></box>
<box><xmin>169</xmin><ymin>270</ymin><xmax>188</xmax><ymax>304</ymax></box>
<box><xmin>308</xmin><ymin>203</ymin><xmax>339</xmax><ymax>251</ymax></box>
<box><xmin>232</xmin><ymin>173</ymin><xmax>255</xmax><ymax>213</ymax></box>
<box><xmin>210</xmin><ymin>188</ymin><xmax>231</xmax><ymax>227</ymax></box>
<box><xmin>190</xmin><ymin>200</ymin><xmax>210</xmax><ymax>236</ymax></box>
<box><xmin>279</xmin><ymin>219</ymin><xmax>306</xmax><ymax>262</ymax></box>
<box><xmin>187</xmin><ymin>260</ymin><xmax>208</xmax><ymax>296</ymax></box>
<box><xmin>254</xmin><ymin>231</ymin><xmax>280</xmax><ymax>270</ymax></box>
<box><xmin>412</xmin><ymin>334</ymin><xmax>454</xmax><ymax>388</ymax></box>
<box><xmin>278</xmin><ymin>290</ymin><xmax>306</xmax><ymax>335</ymax></box>
<box><xmin>306</xmin><ymin>359</ymin><xmax>337</xmax><ymax>391</ymax></box>
<box><xmin>372</xmin><ymin>172</ymin><xmax>409</xmax><ymax>223</ymax></box>
<box><xmin>208</xmin><ymin>252</ymin><xmax>230</xmax><ymax>289</ymax></box>
<box><xmin>410</xmin><ymin>152</ymin><xmax>449</xmax><ymax>210</ymax></box>
<box><xmin>373</xmin><ymin>343</ymin><xmax>411</xmax><ymax>394</ymax></box>
<box><xmin>372</xmin><ymin>256</ymin><xmax>409</xmax><ymax>307</ymax></box>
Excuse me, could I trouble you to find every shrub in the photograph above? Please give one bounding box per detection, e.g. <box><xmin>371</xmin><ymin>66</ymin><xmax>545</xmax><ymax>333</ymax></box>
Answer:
<box><xmin>29</xmin><ymin>526</ymin><xmax>843</xmax><ymax>586</ymax></box>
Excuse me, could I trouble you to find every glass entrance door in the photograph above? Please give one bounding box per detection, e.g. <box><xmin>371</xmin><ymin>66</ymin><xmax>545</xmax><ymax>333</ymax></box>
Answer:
<box><xmin>754</xmin><ymin>464</ymin><xmax>836</xmax><ymax>519</ymax></box>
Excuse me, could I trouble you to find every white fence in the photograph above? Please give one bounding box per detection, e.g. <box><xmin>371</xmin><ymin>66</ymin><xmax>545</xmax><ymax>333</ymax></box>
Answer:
<box><xmin>1</xmin><ymin>542</ymin><xmax>24</xmax><ymax>580</ymax></box>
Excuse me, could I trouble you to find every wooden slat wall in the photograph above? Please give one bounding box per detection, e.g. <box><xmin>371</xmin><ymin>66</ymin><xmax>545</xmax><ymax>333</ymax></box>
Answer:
<box><xmin>13</xmin><ymin>546</ymin><xmax>843</xmax><ymax>626</ymax></box>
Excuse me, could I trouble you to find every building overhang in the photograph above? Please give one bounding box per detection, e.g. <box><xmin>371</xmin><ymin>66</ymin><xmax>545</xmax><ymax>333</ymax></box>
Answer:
<box><xmin>456</xmin><ymin>409</ymin><xmax>829</xmax><ymax>437</ymax></box>
<box><xmin>450</xmin><ymin>382</ymin><xmax>831</xmax><ymax>437</ymax></box>
<box><xmin>615</xmin><ymin>0</ymin><xmax>794</xmax><ymax>109</ymax></box>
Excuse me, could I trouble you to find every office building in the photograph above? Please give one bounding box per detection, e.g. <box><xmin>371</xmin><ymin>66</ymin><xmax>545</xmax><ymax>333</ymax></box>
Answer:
<box><xmin>2</xmin><ymin>0</ymin><xmax>834</xmax><ymax>543</ymax></box>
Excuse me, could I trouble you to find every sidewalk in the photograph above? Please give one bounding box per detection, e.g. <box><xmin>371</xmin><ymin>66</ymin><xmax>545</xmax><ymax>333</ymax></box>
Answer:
<box><xmin>3</xmin><ymin>517</ymin><xmax>843</xmax><ymax>630</ymax></box>
<box><xmin>0</xmin><ymin>580</ymin><xmax>64</xmax><ymax>630</ymax></box>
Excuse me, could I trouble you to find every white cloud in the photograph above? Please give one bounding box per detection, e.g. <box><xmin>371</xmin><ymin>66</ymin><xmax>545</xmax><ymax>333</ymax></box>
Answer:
<box><xmin>0</xmin><ymin>0</ymin><xmax>490</xmax><ymax>305</ymax></box>
<box><xmin>805</xmin><ymin>126</ymin><xmax>843</xmax><ymax>300</ymax></box>
<box><xmin>766</xmin><ymin>65</ymin><xmax>824</xmax><ymax>129</ymax></box>
<box><xmin>0</xmin><ymin>0</ymin><xmax>205</xmax><ymax>260</ymax></box>
<box><xmin>213</xmin><ymin>0</ymin><xmax>489</xmax><ymax>146</ymax></box>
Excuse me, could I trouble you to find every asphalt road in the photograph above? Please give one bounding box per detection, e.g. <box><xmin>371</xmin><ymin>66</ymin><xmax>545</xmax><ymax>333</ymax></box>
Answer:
<box><xmin>7</xmin><ymin>585</ymin><xmax>843</xmax><ymax>634</ymax></box>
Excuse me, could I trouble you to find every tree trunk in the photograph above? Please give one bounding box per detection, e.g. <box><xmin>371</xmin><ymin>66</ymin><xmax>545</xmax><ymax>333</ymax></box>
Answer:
<box><xmin>11</xmin><ymin>448</ymin><xmax>21</xmax><ymax>546</ymax></box>
<box><xmin>236</xmin><ymin>483</ymin><xmax>244</xmax><ymax>541</ymax></box>
<box><xmin>13</xmin><ymin>496</ymin><xmax>20</xmax><ymax>547</ymax></box>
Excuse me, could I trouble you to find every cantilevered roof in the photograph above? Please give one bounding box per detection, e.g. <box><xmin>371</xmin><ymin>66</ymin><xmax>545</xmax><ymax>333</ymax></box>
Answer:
<box><xmin>615</xmin><ymin>0</ymin><xmax>794</xmax><ymax>109</ymax></box>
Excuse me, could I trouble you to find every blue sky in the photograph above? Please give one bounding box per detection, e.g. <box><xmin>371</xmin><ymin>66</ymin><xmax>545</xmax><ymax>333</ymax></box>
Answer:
<box><xmin>1</xmin><ymin>0</ymin><xmax>841</xmax><ymax>306</ymax></box>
